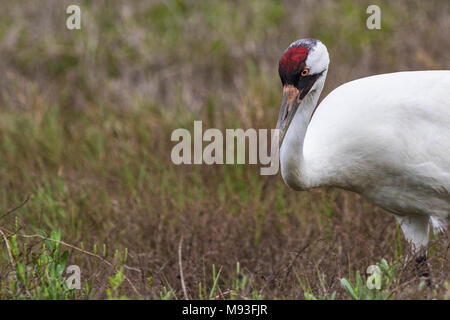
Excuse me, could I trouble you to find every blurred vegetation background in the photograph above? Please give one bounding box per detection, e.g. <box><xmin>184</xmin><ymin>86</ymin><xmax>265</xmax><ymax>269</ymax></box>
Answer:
<box><xmin>0</xmin><ymin>0</ymin><xmax>448</xmax><ymax>299</ymax></box>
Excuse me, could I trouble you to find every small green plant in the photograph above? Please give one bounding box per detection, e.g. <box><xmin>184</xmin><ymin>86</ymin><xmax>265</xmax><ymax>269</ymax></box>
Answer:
<box><xmin>159</xmin><ymin>286</ymin><xmax>175</xmax><ymax>300</ymax></box>
<box><xmin>105</xmin><ymin>248</ymin><xmax>132</xmax><ymax>299</ymax></box>
<box><xmin>230</xmin><ymin>262</ymin><xmax>262</xmax><ymax>300</ymax></box>
<box><xmin>196</xmin><ymin>262</ymin><xmax>262</xmax><ymax>300</ymax></box>
<box><xmin>4</xmin><ymin>228</ymin><xmax>89</xmax><ymax>299</ymax></box>
<box><xmin>106</xmin><ymin>267</ymin><xmax>126</xmax><ymax>299</ymax></box>
<box><xmin>208</xmin><ymin>264</ymin><xmax>222</xmax><ymax>299</ymax></box>
<box><xmin>232</xmin><ymin>262</ymin><xmax>247</xmax><ymax>298</ymax></box>
<box><xmin>296</xmin><ymin>266</ymin><xmax>336</xmax><ymax>300</ymax></box>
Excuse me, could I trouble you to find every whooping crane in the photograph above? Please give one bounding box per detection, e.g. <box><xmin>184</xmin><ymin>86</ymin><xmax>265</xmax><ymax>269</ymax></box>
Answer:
<box><xmin>275</xmin><ymin>38</ymin><xmax>450</xmax><ymax>284</ymax></box>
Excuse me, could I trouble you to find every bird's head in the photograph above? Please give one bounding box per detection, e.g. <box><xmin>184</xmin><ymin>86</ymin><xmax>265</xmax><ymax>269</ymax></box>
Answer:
<box><xmin>276</xmin><ymin>38</ymin><xmax>329</xmax><ymax>142</ymax></box>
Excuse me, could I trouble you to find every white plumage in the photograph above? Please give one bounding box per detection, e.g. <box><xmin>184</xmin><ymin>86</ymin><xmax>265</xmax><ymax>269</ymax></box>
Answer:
<box><xmin>276</xmin><ymin>39</ymin><xmax>449</xmax><ymax>270</ymax></box>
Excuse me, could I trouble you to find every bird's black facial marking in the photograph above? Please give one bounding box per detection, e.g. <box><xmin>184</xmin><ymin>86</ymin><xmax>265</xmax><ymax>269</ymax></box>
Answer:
<box><xmin>279</xmin><ymin>67</ymin><xmax>323</xmax><ymax>99</ymax></box>
<box><xmin>297</xmin><ymin>71</ymin><xmax>323</xmax><ymax>99</ymax></box>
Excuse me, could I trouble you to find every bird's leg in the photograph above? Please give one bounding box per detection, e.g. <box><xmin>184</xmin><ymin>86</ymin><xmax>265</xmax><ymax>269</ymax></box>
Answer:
<box><xmin>395</xmin><ymin>214</ymin><xmax>432</xmax><ymax>287</ymax></box>
<box><xmin>414</xmin><ymin>250</ymin><xmax>432</xmax><ymax>288</ymax></box>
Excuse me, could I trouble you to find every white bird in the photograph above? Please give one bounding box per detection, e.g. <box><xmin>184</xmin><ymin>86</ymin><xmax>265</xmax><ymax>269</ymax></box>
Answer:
<box><xmin>275</xmin><ymin>38</ymin><xmax>450</xmax><ymax>284</ymax></box>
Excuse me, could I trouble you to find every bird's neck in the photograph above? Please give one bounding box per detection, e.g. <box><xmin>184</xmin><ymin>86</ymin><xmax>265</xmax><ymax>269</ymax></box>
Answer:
<box><xmin>280</xmin><ymin>75</ymin><xmax>326</xmax><ymax>190</ymax></box>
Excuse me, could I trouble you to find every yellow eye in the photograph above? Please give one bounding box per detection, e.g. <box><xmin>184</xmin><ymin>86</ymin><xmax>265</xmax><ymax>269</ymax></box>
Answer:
<box><xmin>301</xmin><ymin>68</ymin><xmax>310</xmax><ymax>77</ymax></box>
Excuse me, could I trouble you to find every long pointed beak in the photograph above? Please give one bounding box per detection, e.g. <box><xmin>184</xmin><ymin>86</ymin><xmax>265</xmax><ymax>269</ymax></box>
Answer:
<box><xmin>275</xmin><ymin>85</ymin><xmax>302</xmax><ymax>144</ymax></box>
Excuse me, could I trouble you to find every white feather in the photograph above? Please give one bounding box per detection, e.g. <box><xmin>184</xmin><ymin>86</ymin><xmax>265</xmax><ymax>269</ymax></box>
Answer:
<box><xmin>280</xmin><ymin>39</ymin><xmax>450</xmax><ymax>252</ymax></box>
